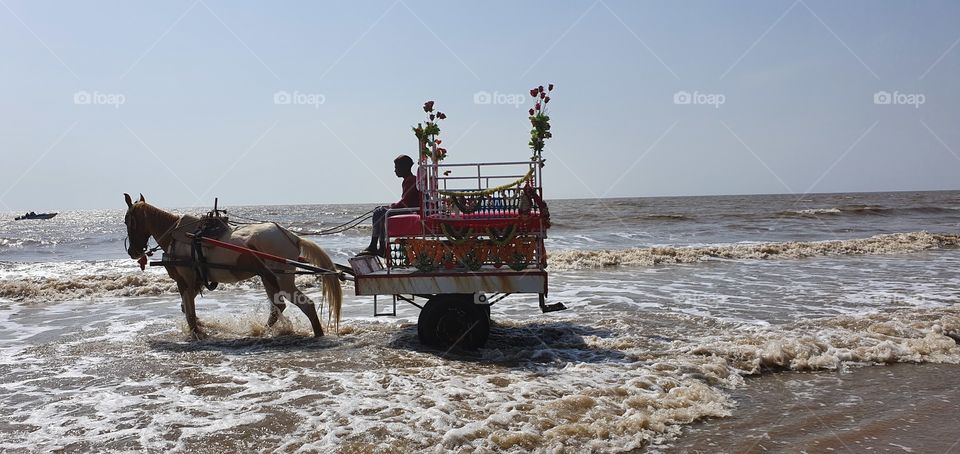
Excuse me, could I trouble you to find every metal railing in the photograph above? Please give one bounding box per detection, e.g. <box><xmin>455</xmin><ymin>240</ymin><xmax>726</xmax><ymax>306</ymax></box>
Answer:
<box><xmin>422</xmin><ymin>160</ymin><xmax>542</xmax><ymax>219</ymax></box>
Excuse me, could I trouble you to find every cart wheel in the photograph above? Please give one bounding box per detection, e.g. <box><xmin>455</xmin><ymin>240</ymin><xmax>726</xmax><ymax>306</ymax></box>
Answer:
<box><xmin>418</xmin><ymin>294</ymin><xmax>490</xmax><ymax>349</ymax></box>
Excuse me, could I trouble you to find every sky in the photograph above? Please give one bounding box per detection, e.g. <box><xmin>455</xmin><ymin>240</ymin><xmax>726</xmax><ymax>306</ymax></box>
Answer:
<box><xmin>1</xmin><ymin>0</ymin><xmax>958</xmax><ymax>211</ymax></box>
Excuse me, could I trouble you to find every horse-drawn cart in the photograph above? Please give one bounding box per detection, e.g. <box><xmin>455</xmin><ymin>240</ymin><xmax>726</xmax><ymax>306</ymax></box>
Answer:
<box><xmin>132</xmin><ymin>87</ymin><xmax>561</xmax><ymax>348</ymax></box>
<box><xmin>140</xmin><ymin>158</ymin><xmax>561</xmax><ymax>348</ymax></box>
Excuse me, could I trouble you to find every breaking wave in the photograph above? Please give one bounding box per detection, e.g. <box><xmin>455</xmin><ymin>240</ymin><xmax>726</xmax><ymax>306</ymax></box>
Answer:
<box><xmin>775</xmin><ymin>205</ymin><xmax>958</xmax><ymax>218</ymax></box>
<box><xmin>549</xmin><ymin>231</ymin><xmax>959</xmax><ymax>270</ymax></box>
<box><xmin>1</xmin><ymin>231</ymin><xmax>957</xmax><ymax>302</ymax></box>
<box><xmin>685</xmin><ymin>305</ymin><xmax>960</xmax><ymax>373</ymax></box>
<box><xmin>0</xmin><ymin>272</ymin><xmax>176</xmax><ymax>301</ymax></box>
<box><xmin>0</xmin><ymin>237</ymin><xmax>58</xmax><ymax>250</ymax></box>
<box><xmin>0</xmin><ymin>261</ymin><xmax>328</xmax><ymax>303</ymax></box>
<box><xmin>780</xmin><ymin>208</ymin><xmax>842</xmax><ymax>217</ymax></box>
<box><xmin>466</xmin><ymin>305</ymin><xmax>960</xmax><ymax>451</ymax></box>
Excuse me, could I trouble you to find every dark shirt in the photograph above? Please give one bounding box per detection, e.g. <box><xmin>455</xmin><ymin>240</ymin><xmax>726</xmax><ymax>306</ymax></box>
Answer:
<box><xmin>391</xmin><ymin>174</ymin><xmax>421</xmax><ymax>209</ymax></box>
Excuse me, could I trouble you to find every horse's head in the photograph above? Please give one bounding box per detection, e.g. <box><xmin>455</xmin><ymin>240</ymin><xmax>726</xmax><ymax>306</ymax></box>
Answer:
<box><xmin>123</xmin><ymin>193</ymin><xmax>150</xmax><ymax>259</ymax></box>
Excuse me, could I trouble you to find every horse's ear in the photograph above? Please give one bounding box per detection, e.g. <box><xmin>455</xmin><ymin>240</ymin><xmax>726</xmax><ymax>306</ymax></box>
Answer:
<box><xmin>124</xmin><ymin>193</ymin><xmax>133</xmax><ymax>208</ymax></box>
<box><xmin>138</xmin><ymin>193</ymin><xmax>145</xmax><ymax>203</ymax></box>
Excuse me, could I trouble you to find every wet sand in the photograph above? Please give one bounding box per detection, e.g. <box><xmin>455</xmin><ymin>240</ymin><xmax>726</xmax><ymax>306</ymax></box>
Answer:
<box><xmin>661</xmin><ymin>363</ymin><xmax>960</xmax><ymax>453</ymax></box>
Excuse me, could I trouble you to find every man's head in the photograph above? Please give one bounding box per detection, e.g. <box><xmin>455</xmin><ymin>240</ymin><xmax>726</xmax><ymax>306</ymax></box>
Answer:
<box><xmin>394</xmin><ymin>155</ymin><xmax>414</xmax><ymax>177</ymax></box>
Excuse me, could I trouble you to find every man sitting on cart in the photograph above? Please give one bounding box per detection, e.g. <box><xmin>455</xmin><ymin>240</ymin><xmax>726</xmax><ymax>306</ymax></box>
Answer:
<box><xmin>359</xmin><ymin>154</ymin><xmax>421</xmax><ymax>257</ymax></box>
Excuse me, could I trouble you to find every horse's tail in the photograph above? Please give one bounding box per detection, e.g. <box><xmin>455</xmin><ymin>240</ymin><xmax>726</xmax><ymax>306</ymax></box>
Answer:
<box><xmin>298</xmin><ymin>238</ymin><xmax>342</xmax><ymax>333</ymax></box>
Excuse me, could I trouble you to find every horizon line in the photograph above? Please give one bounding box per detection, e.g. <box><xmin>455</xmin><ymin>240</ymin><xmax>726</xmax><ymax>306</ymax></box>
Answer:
<box><xmin>3</xmin><ymin>187</ymin><xmax>958</xmax><ymax>213</ymax></box>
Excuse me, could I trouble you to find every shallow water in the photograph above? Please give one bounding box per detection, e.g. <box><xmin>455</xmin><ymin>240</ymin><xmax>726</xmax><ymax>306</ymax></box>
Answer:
<box><xmin>0</xmin><ymin>191</ymin><xmax>958</xmax><ymax>451</ymax></box>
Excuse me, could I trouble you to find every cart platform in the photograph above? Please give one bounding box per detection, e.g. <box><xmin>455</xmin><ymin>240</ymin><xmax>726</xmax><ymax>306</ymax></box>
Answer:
<box><xmin>352</xmin><ymin>262</ymin><xmax>547</xmax><ymax>296</ymax></box>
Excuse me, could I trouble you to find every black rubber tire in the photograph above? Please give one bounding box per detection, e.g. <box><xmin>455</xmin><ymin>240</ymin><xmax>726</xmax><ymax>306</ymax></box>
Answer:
<box><xmin>417</xmin><ymin>294</ymin><xmax>490</xmax><ymax>349</ymax></box>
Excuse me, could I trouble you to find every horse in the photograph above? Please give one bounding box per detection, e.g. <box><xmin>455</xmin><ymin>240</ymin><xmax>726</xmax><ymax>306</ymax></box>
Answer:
<box><xmin>122</xmin><ymin>193</ymin><xmax>342</xmax><ymax>339</ymax></box>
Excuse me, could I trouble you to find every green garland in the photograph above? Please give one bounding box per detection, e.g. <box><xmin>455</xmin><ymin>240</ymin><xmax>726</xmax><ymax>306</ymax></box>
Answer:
<box><xmin>438</xmin><ymin>168</ymin><xmax>534</xmax><ymax>198</ymax></box>
<box><xmin>488</xmin><ymin>225</ymin><xmax>517</xmax><ymax>246</ymax></box>
<box><xmin>441</xmin><ymin>223</ymin><xmax>474</xmax><ymax>244</ymax></box>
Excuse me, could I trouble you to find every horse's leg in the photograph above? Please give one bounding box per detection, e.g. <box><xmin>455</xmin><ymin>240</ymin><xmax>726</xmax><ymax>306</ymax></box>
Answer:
<box><xmin>291</xmin><ymin>289</ymin><xmax>324</xmax><ymax>337</ymax></box>
<box><xmin>169</xmin><ymin>267</ymin><xmax>204</xmax><ymax>339</ymax></box>
<box><xmin>261</xmin><ymin>272</ymin><xmax>287</xmax><ymax>328</ymax></box>
<box><xmin>277</xmin><ymin>274</ymin><xmax>324</xmax><ymax>337</ymax></box>
<box><xmin>182</xmin><ymin>288</ymin><xmax>205</xmax><ymax>339</ymax></box>
<box><xmin>267</xmin><ymin>301</ymin><xmax>287</xmax><ymax>327</ymax></box>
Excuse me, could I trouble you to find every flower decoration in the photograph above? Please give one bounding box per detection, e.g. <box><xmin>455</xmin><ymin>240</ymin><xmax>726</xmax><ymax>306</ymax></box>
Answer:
<box><xmin>528</xmin><ymin>83</ymin><xmax>554</xmax><ymax>166</ymax></box>
<box><xmin>413</xmin><ymin>100</ymin><xmax>448</xmax><ymax>162</ymax></box>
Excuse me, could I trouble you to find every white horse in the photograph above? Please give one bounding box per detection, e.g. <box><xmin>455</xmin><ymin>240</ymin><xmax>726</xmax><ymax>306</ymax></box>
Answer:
<box><xmin>122</xmin><ymin>193</ymin><xmax>342</xmax><ymax>339</ymax></box>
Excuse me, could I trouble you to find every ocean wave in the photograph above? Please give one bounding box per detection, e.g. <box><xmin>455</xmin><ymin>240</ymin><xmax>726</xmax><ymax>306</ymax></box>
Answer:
<box><xmin>2</xmin><ymin>231</ymin><xmax>956</xmax><ymax>302</ymax></box>
<box><xmin>778</xmin><ymin>205</ymin><xmax>959</xmax><ymax>218</ymax></box>
<box><xmin>780</xmin><ymin>208</ymin><xmax>842</xmax><ymax>217</ymax></box>
<box><xmin>684</xmin><ymin>305</ymin><xmax>960</xmax><ymax>373</ymax></box>
<box><xmin>522</xmin><ymin>305</ymin><xmax>960</xmax><ymax>450</ymax></box>
<box><xmin>287</xmin><ymin>224</ymin><xmax>371</xmax><ymax>235</ymax></box>
<box><xmin>643</xmin><ymin>214</ymin><xmax>690</xmax><ymax>221</ymax></box>
<box><xmin>0</xmin><ymin>265</ymin><xmax>329</xmax><ymax>302</ymax></box>
<box><xmin>0</xmin><ymin>237</ymin><xmax>59</xmax><ymax>250</ymax></box>
<box><xmin>548</xmin><ymin>231</ymin><xmax>960</xmax><ymax>270</ymax></box>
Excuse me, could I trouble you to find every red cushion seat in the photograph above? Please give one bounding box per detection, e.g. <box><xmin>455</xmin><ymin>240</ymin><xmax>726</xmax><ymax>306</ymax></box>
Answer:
<box><xmin>387</xmin><ymin>211</ymin><xmax>545</xmax><ymax>237</ymax></box>
<box><xmin>386</xmin><ymin>213</ymin><xmax>425</xmax><ymax>237</ymax></box>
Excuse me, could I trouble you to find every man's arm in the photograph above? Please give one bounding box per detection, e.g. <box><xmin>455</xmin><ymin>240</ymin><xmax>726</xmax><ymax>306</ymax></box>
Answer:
<box><xmin>391</xmin><ymin>176</ymin><xmax>420</xmax><ymax>209</ymax></box>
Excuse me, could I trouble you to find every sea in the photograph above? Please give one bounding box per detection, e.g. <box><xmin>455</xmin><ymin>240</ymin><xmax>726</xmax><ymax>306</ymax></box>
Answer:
<box><xmin>1</xmin><ymin>190</ymin><xmax>958</xmax><ymax>453</ymax></box>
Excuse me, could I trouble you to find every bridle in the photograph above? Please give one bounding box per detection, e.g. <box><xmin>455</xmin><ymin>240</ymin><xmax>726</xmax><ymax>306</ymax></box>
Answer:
<box><xmin>123</xmin><ymin>205</ymin><xmax>161</xmax><ymax>259</ymax></box>
<box><xmin>124</xmin><ymin>206</ymin><xmax>188</xmax><ymax>259</ymax></box>
<box><xmin>123</xmin><ymin>236</ymin><xmax>162</xmax><ymax>258</ymax></box>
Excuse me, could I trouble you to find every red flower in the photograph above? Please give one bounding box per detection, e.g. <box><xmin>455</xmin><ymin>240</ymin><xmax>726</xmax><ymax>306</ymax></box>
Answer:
<box><xmin>544</xmin><ymin>96</ymin><xmax>550</xmax><ymax>103</ymax></box>
<box><xmin>535</xmin><ymin>102</ymin><xmax>541</xmax><ymax>110</ymax></box>
<box><xmin>430</xmin><ymin>114</ymin><xmax>435</xmax><ymax>121</ymax></box>
<box><xmin>540</xmin><ymin>92</ymin><xmax>545</xmax><ymax>99</ymax></box>
<box><xmin>435</xmin><ymin>139</ymin><xmax>442</xmax><ymax>145</ymax></box>
<box><xmin>548</xmin><ymin>83</ymin><xmax>554</xmax><ymax>91</ymax></box>
<box><xmin>423</xmin><ymin>101</ymin><xmax>435</xmax><ymax>112</ymax></box>
<box><xmin>437</xmin><ymin>112</ymin><xmax>446</xmax><ymax>120</ymax></box>
<box><xmin>528</xmin><ymin>108</ymin><xmax>535</xmax><ymax>116</ymax></box>
<box><xmin>530</xmin><ymin>88</ymin><xmax>538</xmax><ymax>97</ymax></box>
<box><xmin>538</xmin><ymin>85</ymin><xmax>544</xmax><ymax>93</ymax></box>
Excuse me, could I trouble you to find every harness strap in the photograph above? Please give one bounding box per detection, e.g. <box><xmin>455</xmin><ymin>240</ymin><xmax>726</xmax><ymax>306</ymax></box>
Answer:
<box><xmin>191</xmin><ymin>226</ymin><xmax>219</xmax><ymax>291</ymax></box>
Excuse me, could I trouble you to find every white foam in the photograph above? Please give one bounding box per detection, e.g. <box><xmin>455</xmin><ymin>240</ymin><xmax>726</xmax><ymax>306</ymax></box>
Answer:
<box><xmin>549</xmin><ymin>232</ymin><xmax>960</xmax><ymax>270</ymax></box>
<box><xmin>3</xmin><ymin>303</ymin><xmax>955</xmax><ymax>453</ymax></box>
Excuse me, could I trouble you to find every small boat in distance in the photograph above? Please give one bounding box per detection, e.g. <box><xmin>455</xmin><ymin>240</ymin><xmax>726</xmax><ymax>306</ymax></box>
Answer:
<box><xmin>15</xmin><ymin>212</ymin><xmax>58</xmax><ymax>220</ymax></box>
